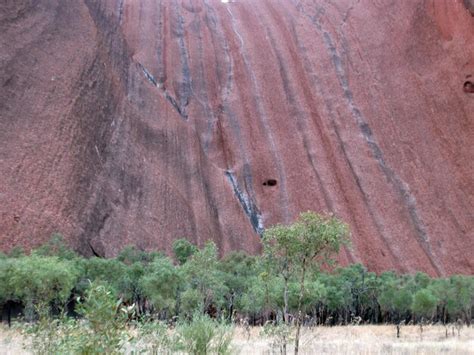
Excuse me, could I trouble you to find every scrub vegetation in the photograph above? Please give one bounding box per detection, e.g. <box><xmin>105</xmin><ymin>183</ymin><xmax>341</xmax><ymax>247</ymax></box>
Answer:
<box><xmin>0</xmin><ymin>212</ymin><xmax>472</xmax><ymax>354</ymax></box>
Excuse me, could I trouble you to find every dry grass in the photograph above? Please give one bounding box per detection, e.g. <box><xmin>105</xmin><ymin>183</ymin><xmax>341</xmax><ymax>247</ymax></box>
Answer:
<box><xmin>0</xmin><ymin>325</ymin><xmax>30</xmax><ymax>355</ymax></box>
<box><xmin>232</xmin><ymin>325</ymin><xmax>474</xmax><ymax>354</ymax></box>
<box><xmin>1</xmin><ymin>323</ymin><xmax>473</xmax><ymax>354</ymax></box>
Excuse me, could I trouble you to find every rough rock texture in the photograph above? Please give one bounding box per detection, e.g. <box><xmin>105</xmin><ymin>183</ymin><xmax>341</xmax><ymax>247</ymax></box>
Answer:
<box><xmin>1</xmin><ymin>0</ymin><xmax>473</xmax><ymax>275</ymax></box>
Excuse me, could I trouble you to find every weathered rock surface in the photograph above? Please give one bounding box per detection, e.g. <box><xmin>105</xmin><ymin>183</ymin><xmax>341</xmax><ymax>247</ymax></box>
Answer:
<box><xmin>1</xmin><ymin>0</ymin><xmax>473</xmax><ymax>275</ymax></box>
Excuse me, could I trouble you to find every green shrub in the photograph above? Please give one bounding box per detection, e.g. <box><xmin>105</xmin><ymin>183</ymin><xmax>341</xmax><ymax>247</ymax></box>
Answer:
<box><xmin>180</xmin><ymin>288</ymin><xmax>204</xmax><ymax>317</ymax></box>
<box><xmin>173</xmin><ymin>238</ymin><xmax>198</xmax><ymax>265</ymax></box>
<box><xmin>74</xmin><ymin>281</ymin><xmax>129</xmax><ymax>353</ymax></box>
<box><xmin>7</xmin><ymin>255</ymin><xmax>79</xmax><ymax>319</ymax></box>
<box><xmin>117</xmin><ymin>245</ymin><xmax>159</xmax><ymax>265</ymax></box>
<box><xmin>22</xmin><ymin>309</ymin><xmax>66</xmax><ymax>354</ymax></box>
<box><xmin>23</xmin><ymin>281</ymin><xmax>134</xmax><ymax>354</ymax></box>
<box><xmin>33</xmin><ymin>233</ymin><xmax>77</xmax><ymax>260</ymax></box>
<box><xmin>181</xmin><ymin>242</ymin><xmax>228</xmax><ymax>313</ymax></box>
<box><xmin>175</xmin><ymin>313</ymin><xmax>233</xmax><ymax>355</ymax></box>
<box><xmin>139</xmin><ymin>256</ymin><xmax>182</xmax><ymax>313</ymax></box>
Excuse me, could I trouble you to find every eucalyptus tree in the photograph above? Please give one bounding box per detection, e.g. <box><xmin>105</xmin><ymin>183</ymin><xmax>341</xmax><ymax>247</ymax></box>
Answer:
<box><xmin>446</xmin><ymin>275</ymin><xmax>474</xmax><ymax>324</ymax></box>
<box><xmin>263</xmin><ymin>211</ymin><xmax>350</xmax><ymax>355</ymax></box>
<box><xmin>411</xmin><ymin>288</ymin><xmax>438</xmax><ymax>321</ymax></box>
<box><xmin>139</xmin><ymin>256</ymin><xmax>182</xmax><ymax>316</ymax></box>
<box><xmin>6</xmin><ymin>256</ymin><xmax>79</xmax><ymax>319</ymax></box>
<box><xmin>172</xmin><ymin>238</ymin><xmax>198</xmax><ymax>266</ymax></box>
<box><xmin>220</xmin><ymin>251</ymin><xmax>258</xmax><ymax>318</ymax></box>
<box><xmin>180</xmin><ymin>241</ymin><xmax>228</xmax><ymax>316</ymax></box>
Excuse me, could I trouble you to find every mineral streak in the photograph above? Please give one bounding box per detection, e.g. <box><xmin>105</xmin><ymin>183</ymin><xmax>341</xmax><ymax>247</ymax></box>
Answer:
<box><xmin>1</xmin><ymin>0</ymin><xmax>473</xmax><ymax>275</ymax></box>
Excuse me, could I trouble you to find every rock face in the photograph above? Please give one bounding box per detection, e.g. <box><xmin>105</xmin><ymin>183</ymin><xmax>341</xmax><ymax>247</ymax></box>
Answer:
<box><xmin>1</xmin><ymin>0</ymin><xmax>473</xmax><ymax>275</ymax></box>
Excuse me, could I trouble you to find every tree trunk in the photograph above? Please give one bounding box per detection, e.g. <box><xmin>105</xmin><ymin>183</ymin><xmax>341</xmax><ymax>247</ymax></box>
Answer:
<box><xmin>294</xmin><ymin>258</ymin><xmax>307</xmax><ymax>355</ymax></box>
<box><xmin>283</xmin><ymin>273</ymin><xmax>289</xmax><ymax>325</ymax></box>
<box><xmin>283</xmin><ymin>272</ymin><xmax>289</xmax><ymax>355</ymax></box>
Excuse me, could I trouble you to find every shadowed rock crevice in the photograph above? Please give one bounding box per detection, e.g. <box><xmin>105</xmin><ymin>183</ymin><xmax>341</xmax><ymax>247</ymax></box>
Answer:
<box><xmin>138</xmin><ymin>63</ymin><xmax>188</xmax><ymax>120</ymax></box>
<box><xmin>464</xmin><ymin>0</ymin><xmax>474</xmax><ymax>16</ymax></box>
<box><xmin>171</xmin><ymin>1</ymin><xmax>192</xmax><ymax>119</ymax></box>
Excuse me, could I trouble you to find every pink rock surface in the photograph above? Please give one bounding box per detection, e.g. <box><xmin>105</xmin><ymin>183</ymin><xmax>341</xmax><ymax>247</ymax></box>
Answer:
<box><xmin>1</xmin><ymin>0</ymin><xmax>473</xmax><ymax>275</ymax></box>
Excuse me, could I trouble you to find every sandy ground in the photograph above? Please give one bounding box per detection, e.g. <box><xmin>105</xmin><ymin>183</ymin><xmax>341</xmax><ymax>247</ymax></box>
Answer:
<box><xmin>1</xmin><ymin>324</ymin><xmax>473</xmax><ymax>354</ymax></box>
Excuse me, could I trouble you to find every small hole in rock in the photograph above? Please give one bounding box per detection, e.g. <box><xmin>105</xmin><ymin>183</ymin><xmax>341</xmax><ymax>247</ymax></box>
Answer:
<box><xmin>263</xmin><ymin>179</ymin><xmax>277</xmax><ymax>186</ymax></box>
<box><xmin>464</xmin><ymin>81</ymin><xmax>474</xmax><ymax>93</ymax></box>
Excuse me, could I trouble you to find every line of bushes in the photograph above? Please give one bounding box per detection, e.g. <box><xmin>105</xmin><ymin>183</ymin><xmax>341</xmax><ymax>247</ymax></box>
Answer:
<box><xmin>0</xmin><ymin>233</ymin><xmax>472</xmax><ymax>327</ymax></box>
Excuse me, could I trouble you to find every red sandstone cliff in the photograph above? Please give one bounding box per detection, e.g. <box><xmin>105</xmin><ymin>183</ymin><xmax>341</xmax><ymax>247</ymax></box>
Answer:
<box><xmin>1</xmin><ymin>0</ymin><xmax>473</xmax><ymax>275</ymax></box>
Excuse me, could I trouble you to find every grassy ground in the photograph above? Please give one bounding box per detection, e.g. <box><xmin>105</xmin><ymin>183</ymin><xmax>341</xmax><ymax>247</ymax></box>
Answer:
<box><xmin>1</xmin><ymin>324</ymin><xmax>473</xmax><ymax>354</ymax></box>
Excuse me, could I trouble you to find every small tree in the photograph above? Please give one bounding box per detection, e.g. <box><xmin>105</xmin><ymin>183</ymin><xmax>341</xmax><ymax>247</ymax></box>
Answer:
<box><xmin>173</xmin><ymin>239</ymin><xmax>198</xmax><ymax>265</ymax></box>
<box><xmin>263</xmin><ymin>211</ymin><xmax>350</xmax><ymax>355</ymax></box>
<box><xmin>411</xmin><ymin>289</ymin><xmax>438</xmax><ymax>321</ymax></box>
<box><xmin>139</xmin><ymin>256</ymin><xmax>182</xmax><ymax>315</ymax></box>
<box><xmin>8</xmin><ymin>255</ymin><xmax>79</xmax><ymax>319</ymax></box>
<box><xmin>33</xmin><ymin>233</ymin><xmax>77</xmax><ymax>260</ymax></box>
<box><xmin>181</xmin><ymin>241</ymin><xmax>228</xmax><ymax>315</ymax></box>
<box><xmin>220</xmin><ymin>252</ymin><xmax>258</xmax><ymax>318</ymax></box>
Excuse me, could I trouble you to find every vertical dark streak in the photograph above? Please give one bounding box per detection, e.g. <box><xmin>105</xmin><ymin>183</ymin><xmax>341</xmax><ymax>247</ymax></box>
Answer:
<box><xmin>172</xmin><ymin>2</ymin><xmax>192</xmax><ymax>118</ymax></box>
<box><xmin>118</xmin><ymin>0</ymin><xmax>124</xmax><ymax>25</ymax></box>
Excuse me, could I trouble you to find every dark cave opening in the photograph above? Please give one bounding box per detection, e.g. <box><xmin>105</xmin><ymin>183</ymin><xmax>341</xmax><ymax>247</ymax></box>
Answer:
<box><xmin>263</xmin><ymin>179</ymin><xmax>278</xmax><ymax>187</ymax></box>
<box><xmin>463</xmin><ymin>81</ymin><xmax>474</xmax><ymax>93</ymax></box>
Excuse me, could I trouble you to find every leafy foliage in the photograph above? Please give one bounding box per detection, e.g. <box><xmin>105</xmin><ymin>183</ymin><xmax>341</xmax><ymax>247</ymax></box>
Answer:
<box><xmin>174</xmin><ymin>313</ymin><xmax>234</xmax><ymax>355</ymax></box>
<box><xmin>181</xmin><ymin>241</ymin><xmax>228</xmax><ymax>314</ymax></box>
<box><xmin>139</xmin><ymin>255</ymin><xmax>182</xmax><ymax>313</ymax></box>
<box><xmin>263</xmin><ymin>212</ymin><xmax>350</xmax><ymax>353</ymax></box>
<box><xmin>412</xmin><ymin>289</ymin><xmax>438</xmax><ymax>318</ymax></box>
<box><xmin>3</xmin><ymin>255</ymin><xmax>79</xmax><ymax>319</ymax></box>
<box><xmin>173</xmin><ymin>238</ymin><xmax>198</xmax><ymax>265</ymax></box>
<box><xmin>0</xmin><ymin>224</ymin><xmax>472</xmax><ymax>354</ymax></box>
